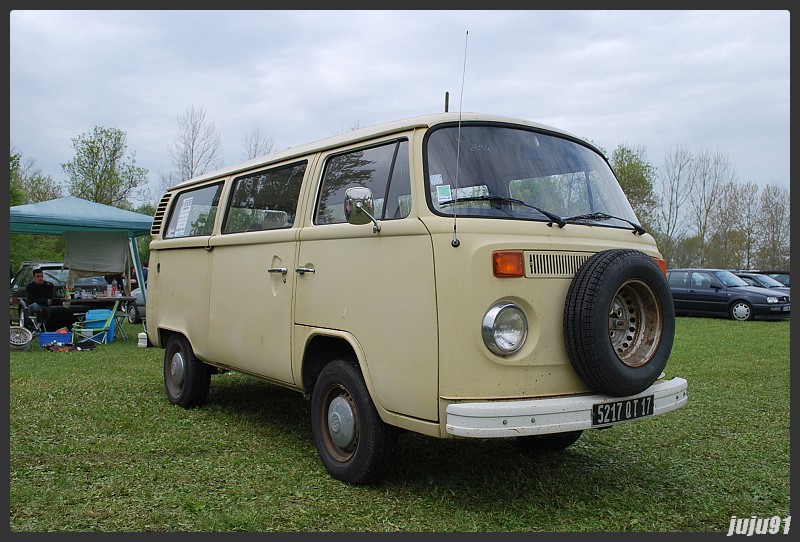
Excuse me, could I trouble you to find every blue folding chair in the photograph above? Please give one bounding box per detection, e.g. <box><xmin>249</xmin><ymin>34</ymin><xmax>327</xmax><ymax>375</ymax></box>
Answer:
<box><xmin>72</xmin><ymin>308</ymin><xmax>115</xmax><ymax>344</ymax></box>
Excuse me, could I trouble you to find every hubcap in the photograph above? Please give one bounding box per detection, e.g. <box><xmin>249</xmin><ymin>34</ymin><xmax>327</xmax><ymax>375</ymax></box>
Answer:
<box><xmin>170</xmin><ymin>351</ymin><xmax>185</xmax><ymax>387</ymax></box>
<box><xmin>732</xmin><ymin>303</ymin><xmax>750</xmax><ymax>320</ymax></box>
<box><xmin>608</xmin><ymin>279</ymin><xmax>662</xmax><ymax>367</ymax></box>
<box><xmin>327</xmin><ymin>395</ymin><xmax>356</xmax><ymax>448</ymax></box>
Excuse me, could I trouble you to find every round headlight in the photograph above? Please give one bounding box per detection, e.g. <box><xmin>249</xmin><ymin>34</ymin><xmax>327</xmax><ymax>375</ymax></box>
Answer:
<box><xmin>482</xmin><ymin>301</ymin><xmax>528</xmax><ymax>356</ymax></box>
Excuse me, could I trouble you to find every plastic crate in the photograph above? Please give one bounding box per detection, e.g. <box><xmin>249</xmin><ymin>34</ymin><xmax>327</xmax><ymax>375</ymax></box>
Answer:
<box><xmin>38</xmin><ymin>332</ymin><xmax>72</xmax><ymax>347</ymax></box>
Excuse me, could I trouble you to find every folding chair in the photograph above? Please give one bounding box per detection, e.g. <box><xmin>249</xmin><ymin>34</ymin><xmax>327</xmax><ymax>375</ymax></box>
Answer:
<box><xmin>71</xmin><ymin>308</ymin><xmax>115</xmax><ymax>344</ymax></box>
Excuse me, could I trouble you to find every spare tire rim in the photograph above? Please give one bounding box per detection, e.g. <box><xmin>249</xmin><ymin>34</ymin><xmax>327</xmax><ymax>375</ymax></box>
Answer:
<box><xmin>10</xmin><ymin>326</ymin><xmax>33</xmax><ymax>347</ymax></box>
<box><xmin>608</xmin><ymin>279</ymin><xmax>662</xmax><ymax>368</ymax></box>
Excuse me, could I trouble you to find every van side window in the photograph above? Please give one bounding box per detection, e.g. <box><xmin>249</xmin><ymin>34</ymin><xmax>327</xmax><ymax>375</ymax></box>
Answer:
<box><xmin>315</xmin><ymin>139</ymin><xmax>411</xmax><ymax>225</ymax></box>
<box><xmin>222</xmin><ymin>161</ymin><xmax>307</xmax><ymax>234</ymax></box>
<box><xmin>163</xmin><ymin>183</ymin><xmax>223</xmax><ymax>239</ymax></box>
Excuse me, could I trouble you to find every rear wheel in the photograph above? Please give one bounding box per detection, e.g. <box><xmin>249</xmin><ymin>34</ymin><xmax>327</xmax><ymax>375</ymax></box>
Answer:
<box><xmin>164</xmin><ymin>335</ymin><xmax>212</xmax><ymax>408</ymax></box>
<box><xmin>310</xmin><ymin>358</ymin><xmax>397</xmax><ymax>484</ymax></box>
<box><xmin>729</xmin><ymin>300</ymin><xmax>753</xmax><ymax>321</ymax></box>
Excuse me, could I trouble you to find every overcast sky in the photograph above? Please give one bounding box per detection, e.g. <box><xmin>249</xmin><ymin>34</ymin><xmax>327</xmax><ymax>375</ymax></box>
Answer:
<box><xmin>9</xmin><ymin>9</ymin><xmax>790</xmax><ymax>206</ymax></box>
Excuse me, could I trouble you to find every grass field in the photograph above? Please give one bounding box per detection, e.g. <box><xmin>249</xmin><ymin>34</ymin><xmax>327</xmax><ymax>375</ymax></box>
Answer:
<box><xmin>9</xmin><ymin>317</ymin><xmax>790</xmax><ymax>532</ymax></box>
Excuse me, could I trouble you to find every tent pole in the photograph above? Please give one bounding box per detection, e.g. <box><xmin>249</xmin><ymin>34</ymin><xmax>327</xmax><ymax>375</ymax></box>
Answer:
<box><xmin>129</xmin><ymin>236</ymin><xmax>146</xmax><ymax>304</ymax></box>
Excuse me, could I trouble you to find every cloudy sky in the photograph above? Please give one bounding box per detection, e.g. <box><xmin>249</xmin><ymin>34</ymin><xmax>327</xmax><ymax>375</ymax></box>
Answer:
<box><xmin>9</xmin><ymin>10</ymin><xmax>790</xmax><ymax>206</ymax></box>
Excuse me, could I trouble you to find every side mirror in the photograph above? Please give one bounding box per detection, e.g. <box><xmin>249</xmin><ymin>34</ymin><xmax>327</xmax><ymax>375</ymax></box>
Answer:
<box><xmin>344</xmin><ymin>187</ymin><xmax>381</xmax><ymax>233</ymax></box>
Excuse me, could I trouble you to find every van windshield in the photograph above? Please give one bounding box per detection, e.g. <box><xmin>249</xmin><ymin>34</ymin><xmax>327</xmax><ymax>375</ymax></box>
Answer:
<box><xmin>424</xmin><ymin>124</ymin><xmax>639</xmax><ymax>228</ymax></box>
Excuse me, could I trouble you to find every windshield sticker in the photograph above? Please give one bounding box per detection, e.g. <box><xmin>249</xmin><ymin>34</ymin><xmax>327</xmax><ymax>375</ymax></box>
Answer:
<box><xmin>436</xmin><ymin>185</ymin><xmax>452</xmax><ymax>204</ymax></box>
<box><xmin>430</xmin><ymin>174</ymin><xmax>444</xmax><ymax>186</ymax></box>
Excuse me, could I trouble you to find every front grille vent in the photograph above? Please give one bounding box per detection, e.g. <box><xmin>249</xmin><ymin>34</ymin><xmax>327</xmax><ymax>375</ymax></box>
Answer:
<box><xmin>525</xmin><ymin>251</ymin><xmax>592</xmax><ymax>278</ymax></box>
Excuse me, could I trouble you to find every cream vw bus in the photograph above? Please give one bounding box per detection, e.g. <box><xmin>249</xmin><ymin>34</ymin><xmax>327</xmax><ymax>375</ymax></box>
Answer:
<box><xmin>147</xmin><ymin>113</ymin><xmax>687</xmax><ymax>484</ymax></box>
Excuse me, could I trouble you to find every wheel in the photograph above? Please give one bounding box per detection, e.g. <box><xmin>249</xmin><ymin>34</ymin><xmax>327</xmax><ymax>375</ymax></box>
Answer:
<box><xmin>10</xmin><ymin>325</ymin><xmax>33</xmax><ymax>352</ymax></box>
<box><xmin>310</xmin><ymin>358</ymin><xmax>397</xmax><ymax>484</ymax></box>
<box><xmin>729</xmin><ymin>300</ymin><xmax>754</xmax><ymax>321</ymax></box>
<box><xmin>127</xmin><ymin>302</ymin><xmax>141</xmax><ymax>324</ymax></box>
<box><xmin>516</xmin><ymin>430</ymin><xmax>583</xmax><ymax>451</ymax></box>
<box><xmin>563</xmin><ymin>249</ymin><xmax>675</xmax><ymax>397</ymax></box>
<box><xmin>164</xmin><ymin>334</ymin><xmax>212</xmax><ymax>408</ymax></box>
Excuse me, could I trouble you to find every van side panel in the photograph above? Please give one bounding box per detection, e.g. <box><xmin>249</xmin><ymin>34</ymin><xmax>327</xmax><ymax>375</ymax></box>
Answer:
<box><xmin>294</xmin><ymin>220</ymin><xmax>439</xmax><ymax>422</ymax></box>
<box><xmin>204</xmin><ymin>228</ymin><xmax>299</xmax><ymax>384</ymax></box>
<box><xmin>147</xmin><ymin>239</ymin><xmax>214</xmax><ymax>355</ymax></box>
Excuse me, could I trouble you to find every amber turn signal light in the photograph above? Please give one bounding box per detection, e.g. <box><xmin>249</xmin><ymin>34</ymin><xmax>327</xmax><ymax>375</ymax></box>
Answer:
<box><xmin>492</xmin><ymin>251</ymin><xmax>525</xmax><ymax>277</ymax></box>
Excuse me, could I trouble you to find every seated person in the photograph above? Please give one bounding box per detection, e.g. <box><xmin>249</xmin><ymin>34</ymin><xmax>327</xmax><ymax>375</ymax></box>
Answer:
<box><xmin>25</xmin><ymin>268</ymin><xmax>55</xmax><ymax>330</ymax></box>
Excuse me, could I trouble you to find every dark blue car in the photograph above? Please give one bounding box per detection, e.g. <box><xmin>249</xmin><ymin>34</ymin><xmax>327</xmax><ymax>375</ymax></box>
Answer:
<box><xmin>667</xmin><ymin>268</ymin><xmax>790</xmax><ymax>321</ymax></box>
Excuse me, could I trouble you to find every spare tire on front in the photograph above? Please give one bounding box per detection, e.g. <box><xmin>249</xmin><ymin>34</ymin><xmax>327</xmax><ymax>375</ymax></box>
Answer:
<box><xmin>563</xmin><ymin>249</ymin><xmax>674</xmax><ymax>397</ymax></box>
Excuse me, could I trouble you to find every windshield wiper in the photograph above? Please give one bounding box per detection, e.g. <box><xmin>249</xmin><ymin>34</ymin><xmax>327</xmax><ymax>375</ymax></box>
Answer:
<box><xmin>440</xmin><ymin>196</ymin><xmax>566</xmax><ymax>228</ymax></box>
<box><xmin>564</xmin><ymin>212</ymin><xmax>646</xmax><ymax>235</ymax></box>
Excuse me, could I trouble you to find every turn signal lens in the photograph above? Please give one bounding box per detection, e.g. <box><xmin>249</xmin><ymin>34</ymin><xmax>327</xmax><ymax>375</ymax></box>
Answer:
<box><xmin>492</xmin><ymin>251</ymin><xmax>524</xmax><ymax>278</ymax></box>
<box><xmin>653</xmin><ymin>257</ymin><xmax>667</xmax><ymax>277</ymax></box>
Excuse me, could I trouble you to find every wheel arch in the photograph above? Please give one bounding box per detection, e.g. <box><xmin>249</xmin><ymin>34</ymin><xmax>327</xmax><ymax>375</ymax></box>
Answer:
<box><xmin>300</xmin><ymin>330</ymin><xmax>380</xmax><ymax>409</ymax></box>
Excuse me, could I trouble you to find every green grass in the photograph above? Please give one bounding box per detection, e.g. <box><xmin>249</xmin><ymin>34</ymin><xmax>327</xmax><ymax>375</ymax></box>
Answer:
<box><xmin>9</xmin><ymin>317</ymin><xmax>790</xmax><ymax>532</ymax></box>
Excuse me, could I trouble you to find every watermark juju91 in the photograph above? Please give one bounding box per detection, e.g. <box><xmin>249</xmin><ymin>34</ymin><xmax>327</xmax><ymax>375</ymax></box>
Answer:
<box><xmin>727</xmin><ymin>516</ymin><xmax>790</xmax><ymax>536</ymax></box>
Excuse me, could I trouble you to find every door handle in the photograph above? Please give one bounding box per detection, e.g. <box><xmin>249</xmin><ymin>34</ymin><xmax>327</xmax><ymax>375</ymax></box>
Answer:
<box><xmin>268</xmin><ymin>267</ymin><xmax>288</xmax><ymax>275</ymax></box>
<box><xmin>295</xmin><ymin>267</ymin><xmax>315</xmax><ymax>275</ymax></box>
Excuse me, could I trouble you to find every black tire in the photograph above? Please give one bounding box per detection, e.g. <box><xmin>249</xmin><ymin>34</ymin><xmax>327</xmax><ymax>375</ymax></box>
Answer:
<box><xmin>10</xmin><ymin>325</ymin><xmax>33</xmax><ymax>352</ymax></box>
<box><xmin>310</xmin><ymin>358</ymin><xmax>397</xmax><ymax>485</ymax></box>
<box><xmin>164</xmin><ymin>334</ymin><xmax>212</xmax><ymax>408</ymax></box>
<box><xmin>563</xmin><ymin>249</ymin><xmax>674</xmax><ymax>397</ymax></box>
<box><xmin>729</xmin><ymin>300</ymin><xmax>754</xmax><ymax>321</ymax></box>
<box><xmin>127</xmin><ymin>302</ymin><xmax>142</xmax><ymax>324</ymax></box>
<box><xmin>516</xmin><ymin>430</ymin><xmax>583</xmax><ymax>451</ymax></box>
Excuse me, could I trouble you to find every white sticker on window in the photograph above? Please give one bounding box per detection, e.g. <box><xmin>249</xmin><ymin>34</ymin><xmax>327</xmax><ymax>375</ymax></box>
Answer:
<box><xmin>175</xmin><ymin>197</ymin><xmax>193</xmax><ymax>237</ymax></box>
<box><xmin>436</xmin><ymin>185</ymin><xmax>452</xmax><ymax>204</ymax></box>
<box><xmin>430</xmin><ymin>174</ymin><xmax>444</xmax><ymax>186</ymax></box>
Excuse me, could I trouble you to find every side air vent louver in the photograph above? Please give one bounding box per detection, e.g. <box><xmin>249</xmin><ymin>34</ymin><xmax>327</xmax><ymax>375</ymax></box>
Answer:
<box><xmin>525</xmin><ymin>251</ymin><xmax>593</xmax><ymax>278</ymax></box>
<box><xmin>150</xmin><ymin>194</ymin><xmax>172</xmax><ymax>236</ymax></box>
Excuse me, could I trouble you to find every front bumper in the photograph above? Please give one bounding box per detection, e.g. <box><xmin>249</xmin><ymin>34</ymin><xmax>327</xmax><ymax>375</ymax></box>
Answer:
<box><xmin>445</xmin><ymin>377</ymin><xmax>688</xmax><ymax>438</ymax></box>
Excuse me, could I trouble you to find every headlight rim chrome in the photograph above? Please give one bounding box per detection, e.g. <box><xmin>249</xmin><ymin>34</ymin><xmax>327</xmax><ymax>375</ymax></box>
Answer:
<box><xmin>482</xmin><ymin>301</ymin><xmax>529</xmax><ymax>356</ymax></box>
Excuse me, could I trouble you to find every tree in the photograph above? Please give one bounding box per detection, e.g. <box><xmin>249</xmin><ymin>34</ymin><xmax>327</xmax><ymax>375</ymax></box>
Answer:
<box><xmin>167</xmin><ymin>105</ymin><xmax>223</xmax><ymax>182</ymax></box>
<box><xmin>705</xmin><ymin>181</ymin><xmax>747</xmax><ymax>268</ymax></box>
<box><xmin>688</xmin><ymin>149</ymin><xmax>733</xmax><ymax>266</ymax></box>
<box><xmin>609</xmin><ymin>144</ymin><xmax>658</xmax><ymax>230</ymax></box>
<box><xmin>737</xmin><ymin>182</ymin><xmax>761</xmax><ymax>269</ymax></box>
<box><xmin>61</xmin><ymin>126</ymin><xmax>149</xmax><ymax>208</ymax></box>
<box><xmin>241</xmin><ymin>126</ymin><xmax>275</xmax><ymax>161</ymax></box>
<box><xmin>653</xmin><ymin>144</ymin><xmax>694</xmax><ymax>267</ymax></box>
<box><xmin>11</xmin><ymin>146</ymin><xmax>63</xmax><ymax>204</ymax></box>
<box><xmin>755</xmin><ymin>183</ymin><xmax>790</xmax><ymax>269</ymax></box>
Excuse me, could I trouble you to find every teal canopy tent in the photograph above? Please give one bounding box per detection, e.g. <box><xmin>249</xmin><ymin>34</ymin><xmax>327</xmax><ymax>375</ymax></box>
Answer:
<box><xmin>10</xmin><ymin>196</ymin><xmax>153</xmax><ymax>303</ymax></box>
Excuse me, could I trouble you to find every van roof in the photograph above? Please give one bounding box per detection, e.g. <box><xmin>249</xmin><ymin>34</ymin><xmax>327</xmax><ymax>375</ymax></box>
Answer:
<box><xmin>169</xmin><ymin>112</ymin><xmax>581</xmax><ymax>190</ymax></box>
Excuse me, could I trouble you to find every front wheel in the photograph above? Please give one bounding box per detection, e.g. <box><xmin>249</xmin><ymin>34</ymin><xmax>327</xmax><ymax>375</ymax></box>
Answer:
<box><xmin>730</xmin><ymin>300</ymin><xmax>754</xmax><ymax>321</ymax></box>
<box><xmin>164</xmin><ymin>334</ymin><xmax>212</xmax><ymax>408</ymax></box>
<box><xmin>311</xmin><ymin>358</ymin><xmax>397</xmax><ymax>485</ymax></box>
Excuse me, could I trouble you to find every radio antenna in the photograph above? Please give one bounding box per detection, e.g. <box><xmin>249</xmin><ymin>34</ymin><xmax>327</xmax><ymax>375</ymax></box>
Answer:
<box><xmin>452</xmin><ymin>30</ymin><xmax>469</xmax><ymax>248</ymax></box>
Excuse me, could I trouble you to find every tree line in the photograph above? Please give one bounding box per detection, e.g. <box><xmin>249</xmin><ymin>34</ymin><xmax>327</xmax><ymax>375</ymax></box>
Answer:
<box><xmin>10</xmin><ymin>108</ymin><xmax>790</xmax><ymax>273</ymax></box>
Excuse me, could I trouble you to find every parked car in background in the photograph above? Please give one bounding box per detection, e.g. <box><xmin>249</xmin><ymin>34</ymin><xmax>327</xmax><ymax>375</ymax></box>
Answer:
<box><xmin>734</xmin><ymin>272</ymin><xmax>790</xmax><ymax>295</ymax></box>
<box><xmin>9</xmin><ymin>261</ymin><xmax>109</xmax><ymax>329</ymax></box>
<box><xmin>667</xmin><ymin>268</ymin><xmax>790</xmax><ymax>321</ymax></box>
<box><xmin>760</xmin><ymin>270</ymin><xmax>790</xmax><ymax>287</ymax></box>
<box><xmin>126</xmin><ymin>287</ymin><xmax>146</xmax><ymax>324</ymax></box>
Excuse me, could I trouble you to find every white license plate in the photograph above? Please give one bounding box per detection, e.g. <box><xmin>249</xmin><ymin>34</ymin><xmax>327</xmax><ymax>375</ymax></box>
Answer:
<box><xmin>592</xmin><ymin>395</ymin><xmax>654</xmax><ymax>426</ymax></box>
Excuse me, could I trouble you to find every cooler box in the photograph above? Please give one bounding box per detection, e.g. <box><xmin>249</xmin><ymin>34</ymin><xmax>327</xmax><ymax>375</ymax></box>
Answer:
<box><xmin>38</xmin><ymin>331</ymin><xmax>72</xmax><ymax>347</ymax></box>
